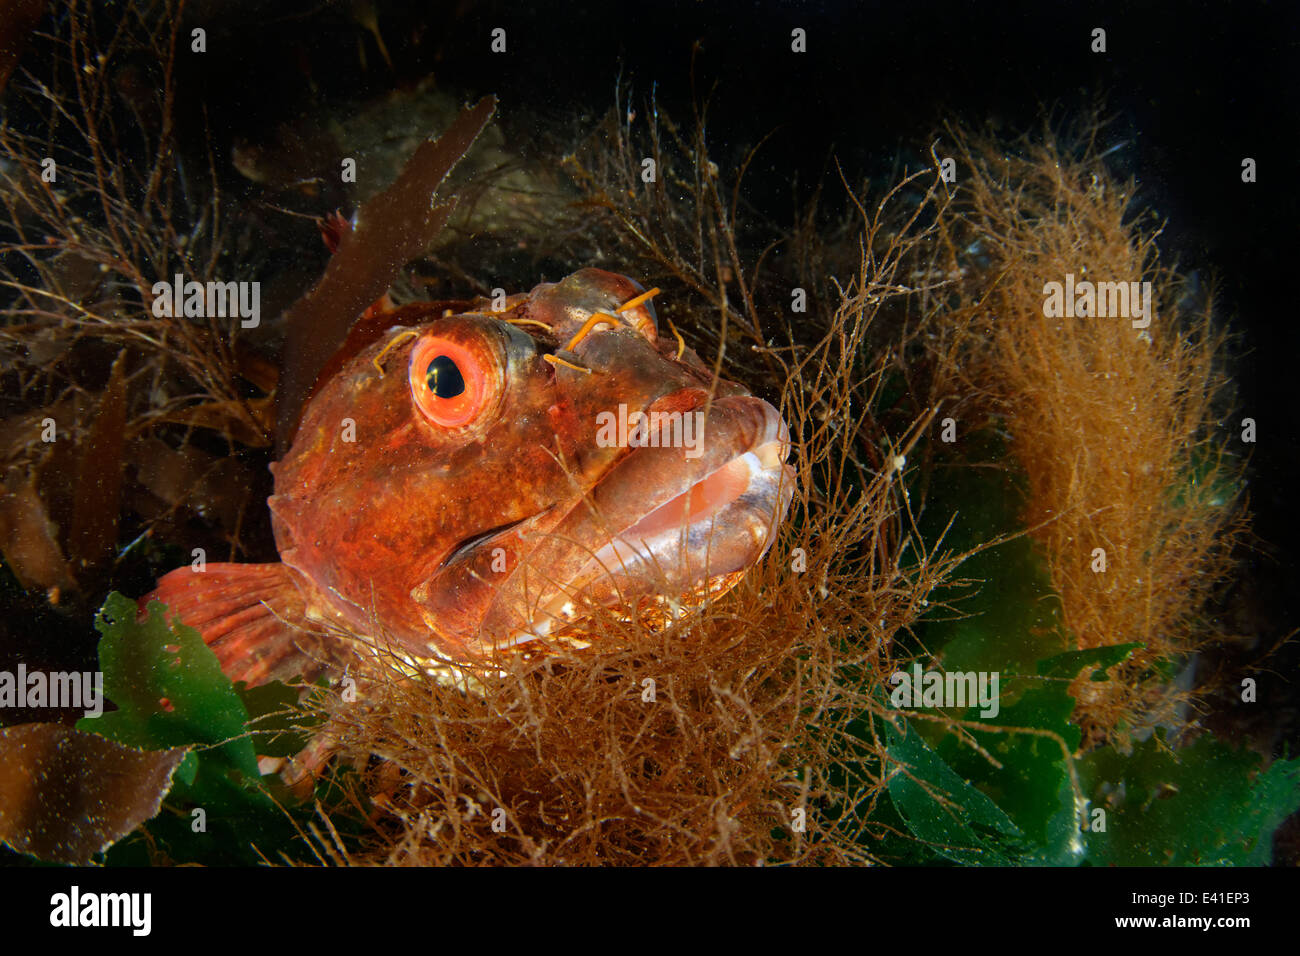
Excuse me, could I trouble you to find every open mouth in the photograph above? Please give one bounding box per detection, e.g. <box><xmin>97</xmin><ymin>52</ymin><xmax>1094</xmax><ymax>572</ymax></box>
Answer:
<box><xmin>588</xmin><ymin>413</ymin><xmax>792</xmax><ymax>572</ymax></box>
<box><xmin>499</xmin><ymin>395</ymin><xmax>796</xmax><ymax>645</ymax></box>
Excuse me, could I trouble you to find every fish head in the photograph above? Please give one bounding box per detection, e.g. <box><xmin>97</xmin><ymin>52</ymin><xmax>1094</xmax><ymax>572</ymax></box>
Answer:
<box><xmin>269</xmin><ymin>268</ymin><xmax>795</xmax><ymax>661</ymax></box>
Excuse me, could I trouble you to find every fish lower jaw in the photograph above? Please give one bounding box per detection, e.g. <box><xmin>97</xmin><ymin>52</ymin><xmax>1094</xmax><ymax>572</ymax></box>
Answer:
<box><xmin>495</xmin><ymin>568</ymin><xmax>750</xmax><ymax>651</ymax></box>
<box><xmin>369</xmin><ymin>644</ymin><xmax>500</xmax><ymax>693</ymax></box>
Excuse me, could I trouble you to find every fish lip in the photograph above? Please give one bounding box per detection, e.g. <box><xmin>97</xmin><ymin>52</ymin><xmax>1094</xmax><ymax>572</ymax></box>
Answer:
<box><xmin>601</xmin><ymin>396</ymin><xmax>793</xmax><ymax>547</ymax></box>
<box><xmin>497</xmin><ymin>394</ymin><xmax>796</xmax><ymax>646</ymax></box>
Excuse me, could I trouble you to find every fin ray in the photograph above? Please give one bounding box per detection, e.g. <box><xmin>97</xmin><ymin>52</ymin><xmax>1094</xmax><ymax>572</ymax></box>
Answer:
<box><xmin>141</xmin><ymin>562</ymin><xmax>326</xmax><ymax>686</ymax></box>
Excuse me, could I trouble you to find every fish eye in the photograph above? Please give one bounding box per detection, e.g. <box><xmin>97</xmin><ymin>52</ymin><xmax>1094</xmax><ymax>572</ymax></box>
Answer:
<box><xmin>408</xmin><ymin>334</ymin><xmax>493</xmax><ymax>427</ymax></box>
<box><xmin>425</xmin><ymin>355</ymin><xmax>465</xmax><ymax>398</ymax></box>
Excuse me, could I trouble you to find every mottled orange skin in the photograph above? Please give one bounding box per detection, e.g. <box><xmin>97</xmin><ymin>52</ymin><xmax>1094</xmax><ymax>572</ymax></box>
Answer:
<box><xmin>156</xmin><ymin>269</ymin><xmax>793</xmax><ymax>674</ymax></box>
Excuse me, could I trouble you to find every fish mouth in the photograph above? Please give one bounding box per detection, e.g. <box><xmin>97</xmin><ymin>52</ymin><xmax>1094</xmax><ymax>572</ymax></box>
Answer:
<box><xmin>583</xmin><ymin>402</ymin><xmax>792</xmax><ymax>584</ymax></box>
<box><xmin>488</xmin><ymin>394</ymin><xmax>796</xmax><ymax>648</ymax></box>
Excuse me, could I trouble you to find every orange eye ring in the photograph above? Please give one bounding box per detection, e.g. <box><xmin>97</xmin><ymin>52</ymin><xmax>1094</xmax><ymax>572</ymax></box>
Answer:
<box><xmin>409</xmin><ymin>335</ymin><xmax>490</xmax><ymax>427</ymax></box>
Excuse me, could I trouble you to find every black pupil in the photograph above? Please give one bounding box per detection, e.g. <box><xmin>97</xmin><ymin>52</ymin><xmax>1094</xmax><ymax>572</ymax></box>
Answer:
<box><xmin>425</xmin><ymin>355</ymin><xmax>465</xmax><ymax>399</ymax></box>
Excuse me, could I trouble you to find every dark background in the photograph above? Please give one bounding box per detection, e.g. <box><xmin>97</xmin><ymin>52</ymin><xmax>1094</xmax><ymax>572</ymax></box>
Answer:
<box><xmin>2</xmin><ymin>0</ymin><xmax>1297</xmax><ymax>849</ymax></box>
<box><xmin>8</xmin><ymin>0</ymin><xmax>1297</xmax><ymax>743</ymax></box>
<box><xmin>7</xmin><ymin>0</ymin><xmax>1297</xmax><ymax>725</ymax></box>
<box><xmin>185</xmin><ymin>0</ymin><xmax>1298</xmax><ymax>586</ymax></box>
<box><xmin>185</xmin><ymin>0</ymin><xmax>1300</xmax><ymax>807</ymax></box>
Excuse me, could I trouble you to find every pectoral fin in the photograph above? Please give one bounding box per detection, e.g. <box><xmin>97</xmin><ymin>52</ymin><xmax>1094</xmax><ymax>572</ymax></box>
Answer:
<box><xmin>141</xmin><ymin>562</ymin><xmax>328</xmax><ymax>686</ymax></box>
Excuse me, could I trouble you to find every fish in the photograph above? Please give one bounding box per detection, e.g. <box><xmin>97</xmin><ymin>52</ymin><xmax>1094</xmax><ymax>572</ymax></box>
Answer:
<box><xmin>143</xmin><ymin>268</ymin><xmax>795</xmax><ymax>688</ymax></box>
